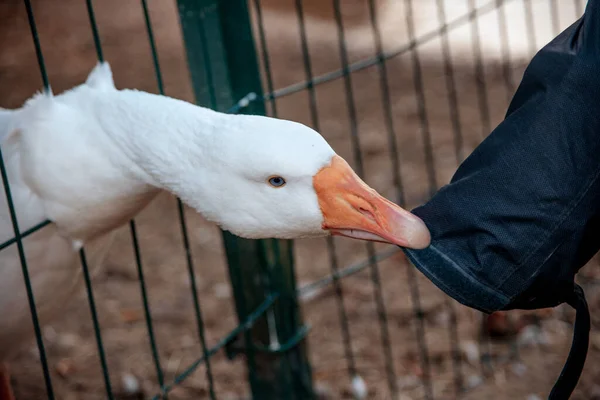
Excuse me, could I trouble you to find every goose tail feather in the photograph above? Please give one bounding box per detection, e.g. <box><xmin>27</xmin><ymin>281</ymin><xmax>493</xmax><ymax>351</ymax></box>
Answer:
<box><xmin>85</xmin><ymin>61</ymin><xmax>115</xmax><ymax>91</ymax></box>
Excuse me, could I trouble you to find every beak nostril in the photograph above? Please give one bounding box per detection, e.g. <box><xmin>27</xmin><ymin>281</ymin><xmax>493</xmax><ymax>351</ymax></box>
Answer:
<box><xmin>358</xmin><ymin>207</ymin><xmax>376</xmax><ymax>223</ymax></box>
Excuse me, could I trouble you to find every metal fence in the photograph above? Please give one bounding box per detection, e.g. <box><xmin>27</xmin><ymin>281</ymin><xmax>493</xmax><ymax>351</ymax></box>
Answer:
<box><xmin>0</xmin><ymin>0</ymin><xmax>593</xmax><ymax>399</ymax></box>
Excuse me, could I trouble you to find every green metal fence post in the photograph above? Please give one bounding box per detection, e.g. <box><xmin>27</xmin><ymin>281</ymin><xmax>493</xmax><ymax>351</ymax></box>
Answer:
<box><xmin>176</xmin><ymin>1</ymin><xmax>314</xmax><ymax>398</ymax></box>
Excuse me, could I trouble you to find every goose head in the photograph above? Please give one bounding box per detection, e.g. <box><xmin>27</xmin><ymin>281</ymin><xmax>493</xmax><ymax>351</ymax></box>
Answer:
<box><xmin>166</xmin><ymin>113</ymin><xmax>431</xmax><ymax>249</ymax></box>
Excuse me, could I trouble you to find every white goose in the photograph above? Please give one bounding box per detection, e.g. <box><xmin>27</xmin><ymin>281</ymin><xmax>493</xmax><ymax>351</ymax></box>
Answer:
<box><xmin>0</xmin><ymin>62</ymin><xmax>430</xmax><ymax>398</ymax></box>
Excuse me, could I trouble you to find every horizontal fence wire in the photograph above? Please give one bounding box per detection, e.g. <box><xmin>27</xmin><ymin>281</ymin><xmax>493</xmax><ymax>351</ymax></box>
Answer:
<box><xmin>297</xmin><ymin>248</ymin><xmax>399</xmax><ymax>299</ymax></box>
<box><xmin>265</xmin><ymin>0</ymin><xmax>515</xmax><ymax>101</ymax></box>
<box><xmin>0</xmin><ymin>219</ymin><xmax>51</xmax><ymax>252</ymax></box>
<box><xmin>150</xmin><ymin>295</ymin><xmax>279</xmax><ymax>399</ymax></box>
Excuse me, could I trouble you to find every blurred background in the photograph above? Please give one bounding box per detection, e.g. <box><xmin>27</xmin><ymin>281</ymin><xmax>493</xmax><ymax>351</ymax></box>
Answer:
<box><xmin>1</xmin><ymin>0</ymin><xmax>599</xmax><ymax>399</ymax></box>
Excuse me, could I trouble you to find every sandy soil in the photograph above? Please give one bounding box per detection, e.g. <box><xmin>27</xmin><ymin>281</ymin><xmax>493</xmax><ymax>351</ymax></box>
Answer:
<box><xmin>0</xmin><ymin>0</ymin><xmax>598</xmax><ymax>399</ymax></box>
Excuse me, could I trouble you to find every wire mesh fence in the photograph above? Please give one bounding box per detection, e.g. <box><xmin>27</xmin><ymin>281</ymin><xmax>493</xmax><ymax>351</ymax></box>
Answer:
<box><xmin>0</xmin><ymin>0</ymin><xmax>598</xmax><ymax>399</ymax></box>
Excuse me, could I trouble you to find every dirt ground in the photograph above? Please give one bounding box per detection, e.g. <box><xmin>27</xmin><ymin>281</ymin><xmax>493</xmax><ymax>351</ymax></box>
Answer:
<box><xmin>0</xmin><ymin>0</ymin><xmax>599</xmax><ymax>399</ymax></box>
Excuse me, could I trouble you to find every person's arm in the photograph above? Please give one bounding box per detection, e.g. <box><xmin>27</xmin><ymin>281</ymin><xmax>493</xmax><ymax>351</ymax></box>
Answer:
<box><xmin>402</xmin><ymin>2</ymin><xmax>600</xmax><ymax>398</ymax></box>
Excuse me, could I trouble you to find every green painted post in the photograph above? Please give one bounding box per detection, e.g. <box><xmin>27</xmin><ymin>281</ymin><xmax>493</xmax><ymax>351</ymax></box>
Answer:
<box><xmin>176</xmin><ymin>1</ymin><xmax>314</xmax><ymax>398</ymax></box>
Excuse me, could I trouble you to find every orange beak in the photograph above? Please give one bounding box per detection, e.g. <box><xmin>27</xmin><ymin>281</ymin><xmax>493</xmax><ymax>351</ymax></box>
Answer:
<box><xmin>313</xmin><ymin>155</ymin><xmax>431</xmax><ymax>249</ymax></box>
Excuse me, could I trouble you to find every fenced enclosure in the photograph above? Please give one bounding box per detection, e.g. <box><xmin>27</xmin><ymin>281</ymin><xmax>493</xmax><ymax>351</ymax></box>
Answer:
<box><xmin>1</xmin><ymin>0</ymin><xmax>599</xmax><ymax>399</ymax></box>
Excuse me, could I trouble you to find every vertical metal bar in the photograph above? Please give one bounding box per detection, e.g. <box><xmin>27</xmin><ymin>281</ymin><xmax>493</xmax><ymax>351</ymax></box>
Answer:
<box><xmin>332</xmin><ymin>1</ymin><xmax>399</xmax><ymax>398</ymax></box>
<box><xmin>85</xmin><ymin>0</ymin><xmax>104</xmax><ymax>62</ymax></box>
<box><xmin>465</xmin><ymin>0</ymin><xmax>496</xmax><ymax>377</ymax></box>
<box><xmin>220</xmin><ymin>1</ymin><xmax>315</xmax><ymax>395</ymax></box>
<box><xmin>252</xmin><ymin>2</ymin><xmax>306</xmax><ymax>396</ymax></box>
<box><xmin>331</xmin><ymin>0</ymin><xmax>363</xmax><ymax>174</ymax></box>
<box><xmin>252</xmin><ymin>0</ymin><xmax>277</xmax><ymax>117</ymax></box>
<box><xmin>0</xmin><ymin>157</ymin><xmax>55</xmax><ymax>400</ymax></box>
<box><xmin>177</xmin><ymin>1</ymin><xmax>315</xmax><ymax>398</ymax></box>
<box><xmin>467</xmin><ymin>0</ymin><xmax>492</xmax><ymax>139</ymax></box>
<box><xmin>496</xmin><ymin>0</ymin><xmax>515</xmax><ymax>99</ymax></box>
<box><xmin>329</xmin><ymin>239</ymin><xmax>359</xmax><ymax>375</ymax></box>
<box><xmin>196</xmin><ymin>14</ymin><xmax>219</xmax><ymax>109</ymax></box>
<box><xmin>129</xmin><ymin>222</ymin><xmax>167</xmax><ymax>395</ymax></box>
<box><xmin>24</xmin><ymin>0</ymin><xmax>50</xmax><ymax>91</ymax></box>
<box><xmin>84</xmin><ymin>1</ymin><xmax>168</xmax><ymax>395</ymax></box>
<box><xmin>7</xmin><ymin>2</ymin><xmax>56</xmax><ymax>399</ymax></box>
<box><xmin>576</xmin><ymin>0</ymin><xmax>586</xmax><ymax>16</ymax></box>
<box><xmin>194</xmin><ymin>7</ymin><xmax>264</xmax><ymax>394</ymax></box>
<box><xmin>432</xmin><ymin>0</ymin><xmax>465</xmax><ymax>395</ymax></box>
<box><xmin>404</xmin><ymin>1</ymin><xmax>438</xmax><ymax>197</ymax></box>
<box><xmin>141</xmin><ymin>0</ymin><xmax>165</xmax><ymax>94</ymax></box>
<box><xmin>435</xmin><ymin>0</ymin><xmax>465</xmax><ymax>166</ymax></box>
<box><xmin>223</xmin><ymin>242</ymin><xmax>262</xmax><ymax>393</ymax></box>
<box><xmin>549</xmin><ymin>0</ymin><xmax>560</xmax><ymax>35</ymax></box>
<box><xmin>446</xmin><ymin>303</ymin><xmax>463</xmax><ymax>394</ymax></box>
<box><xmin>402</xmin><ymin>0</ymin><xmax>437</xmax><ymax>398</ymax></box>
<box><xmin>523</xmin><ymin>0</ymin><xmax>538</xmax><ymax>56</ymax></box>
<box><xmin>196</xmin><ymin>9</ymin><xmax>261</xmax><ymax>396</ymax></box>
<box><xmin>79</xmin><ymin>249</ymin><xmax>114</xmax><ymax>399</ymax></box>
<box><xmin>495</xmin><ymin>0</ymin><xmax>522</xmax><ymax>364</ymax></box>
<box><xmin>366</xmin><ymin>1</ymin><xmax>445</xmax><ymax>399</ymax></box>
<box><xmin>367</xmin><ymin>0</ymin><xmax>405</xmax><ymax>204</ymax></box>
<box><xmin>140</xmin><ymin>2</ymin><xmax>217</xmax><ymax>397</ymax></box>
<box><xmin>176</xmin><ymin>204</ymin><xmax>219</xmax><ymax>398</ymax></box>
<box><xmin>294</xmin><ymin>0</ymin><xmax>358</xmax><ymax>385</ymax></box>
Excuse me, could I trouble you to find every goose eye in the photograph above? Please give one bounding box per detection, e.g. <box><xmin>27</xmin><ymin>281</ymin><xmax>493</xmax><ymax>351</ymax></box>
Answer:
<box><xmin>268</xmin><ymin>176</ymin><xmax>286</xmax><ymax>188</ymax></box>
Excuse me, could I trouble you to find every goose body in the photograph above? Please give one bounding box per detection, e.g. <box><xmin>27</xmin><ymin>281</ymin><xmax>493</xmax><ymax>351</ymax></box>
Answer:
<box><xmin>0</xmin><ymin>63</ymin><xmax>429</xmax><ymax>394</ymax></box>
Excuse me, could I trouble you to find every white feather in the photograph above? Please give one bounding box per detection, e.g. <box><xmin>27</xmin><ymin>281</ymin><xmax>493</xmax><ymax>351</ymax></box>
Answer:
<box><xmin>85</xmin><ymin>61</ymin><xmax>116</xmax><ymax>91</ymax></box>
<box><xmin>0</xmin><ymin>61</ymin><xmax>336</xmax><ymax>359</ymax></box>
